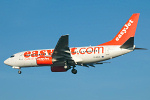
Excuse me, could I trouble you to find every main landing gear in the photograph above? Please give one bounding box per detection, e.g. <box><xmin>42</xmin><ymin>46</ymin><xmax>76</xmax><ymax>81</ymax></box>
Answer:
<box><xmin>71</xmin><ymin>66</ymin><xmax>77</xmax><ymax>74</ymax></box>
<box><xmin>71</xmin><ymin>68</ymin><xmax>77</xmax><ymax>74</ymax></box>
<box><xmin>65</xmin><ymin>65</ymin><xmax>77</xmax><ymax>74</ymax></box>
<box><xmin>64</xmin><ymin>61</ymin><xmax>77</xmax><ymax>74</ymax></box>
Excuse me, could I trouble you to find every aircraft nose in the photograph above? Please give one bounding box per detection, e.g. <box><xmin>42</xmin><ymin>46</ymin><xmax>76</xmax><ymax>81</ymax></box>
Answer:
<box><xmin>4</xmin><ymin>59</ymin><xmax>11</xmax><ymax>66</ymax></box>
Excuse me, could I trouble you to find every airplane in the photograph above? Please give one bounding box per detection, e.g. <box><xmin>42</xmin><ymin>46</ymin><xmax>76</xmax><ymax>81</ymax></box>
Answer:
<box><xmin>4</xmin><ymin>13</ymin><xmax>145</xmax><ymax>74</ymax></box>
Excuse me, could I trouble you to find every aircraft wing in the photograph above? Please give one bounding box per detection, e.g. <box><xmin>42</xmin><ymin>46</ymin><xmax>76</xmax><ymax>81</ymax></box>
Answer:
<box><xmin>52</xmin><ymin>35</ymin><xmax>74</xmax><ymax>65</ymax></box>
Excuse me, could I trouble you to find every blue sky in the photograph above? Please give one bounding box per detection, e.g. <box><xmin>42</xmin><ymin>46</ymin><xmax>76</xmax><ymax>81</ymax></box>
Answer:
<box><xmin>0</xmin><ymin>0</ymin><xmax>150</xmax><ymax>100</ymax></box>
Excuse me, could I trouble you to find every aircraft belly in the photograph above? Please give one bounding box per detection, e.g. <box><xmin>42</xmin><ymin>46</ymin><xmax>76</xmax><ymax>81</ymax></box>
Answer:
<box><xmin>72</xmin><ymin>54</ymin><xmax>104</xmax><ymax>64</ymax></box>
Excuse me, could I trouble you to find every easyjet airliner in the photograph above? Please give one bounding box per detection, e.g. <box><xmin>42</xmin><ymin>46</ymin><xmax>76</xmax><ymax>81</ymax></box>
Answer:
<box><xmin>4</xmin><ymin>13</ymin><xmax>145</xmax><ymax>74</ymax></box>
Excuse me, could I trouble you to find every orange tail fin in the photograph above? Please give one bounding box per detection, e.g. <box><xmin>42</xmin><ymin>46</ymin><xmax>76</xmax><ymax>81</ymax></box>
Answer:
<box><xmin>99</xmin><ymin>13</ymin><xmax>140</xmax><ymax>46</ymax></box>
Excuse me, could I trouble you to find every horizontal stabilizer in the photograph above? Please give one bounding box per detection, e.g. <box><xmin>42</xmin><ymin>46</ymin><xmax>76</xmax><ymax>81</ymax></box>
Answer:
<box><xmin>96</xmin><ymin>62</ymin><xmax>111</xmax><ymax>64</ymax></box>
<box><xmin>134</xmin><ymin>48</ymin><xmax>147</xmax><ymax>50</ymax></box>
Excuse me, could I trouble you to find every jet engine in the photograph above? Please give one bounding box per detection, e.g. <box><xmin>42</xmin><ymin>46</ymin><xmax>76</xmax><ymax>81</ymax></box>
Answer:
<box><xmin>51</xmin><ymin>66</ymin><xmax>67</xmax><ymax>72</ymax></box>
<box><xmin>37</xmin><ymin>57</ymin><xmax>53</xmax><ymax>65</ymax></box>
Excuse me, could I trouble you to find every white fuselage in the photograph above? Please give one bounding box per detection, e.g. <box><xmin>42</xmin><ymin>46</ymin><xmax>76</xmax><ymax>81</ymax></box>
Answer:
<box><xmin>4</xmin><ymin>45</ymin><xmax>134</xmax><ymax>69</ymax></box>
<box><xmin>3</xmin><ymin>13</ymin><xmax>140</xmax><ymax>74</ymax></box>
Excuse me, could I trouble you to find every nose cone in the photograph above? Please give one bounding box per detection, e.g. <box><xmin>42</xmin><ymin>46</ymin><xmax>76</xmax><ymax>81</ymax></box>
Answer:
<box><xmin>4</xmin><ymin>59</ymin><xmax>11</xmax><ymax>66</ymax></box>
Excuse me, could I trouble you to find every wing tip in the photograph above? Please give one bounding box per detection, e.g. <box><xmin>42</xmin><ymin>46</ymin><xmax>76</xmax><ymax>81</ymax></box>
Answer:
<box><xmin>62</xmin><ymin>34</ymin><xmax>69</xmax><ymax>37</ymax></box>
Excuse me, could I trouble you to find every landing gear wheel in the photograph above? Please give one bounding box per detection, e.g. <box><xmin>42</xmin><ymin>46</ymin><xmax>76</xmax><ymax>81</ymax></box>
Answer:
<box><xmin>71</xmin><ymin>69</ymin><xmax>77</xmax><ymax>74</ymax></box>
<box><xmin>18</xmin><ymin>71</ymin><xmax>22</xmax><ymax>74</ymax></box>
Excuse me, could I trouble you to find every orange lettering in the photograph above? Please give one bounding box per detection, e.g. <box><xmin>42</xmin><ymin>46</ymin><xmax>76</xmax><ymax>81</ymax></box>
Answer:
<box><xmin>31</xmin><ymin>51</ymin><xmax>38</xmax><ymax>57</ymax></box>
<box><xmin>24</xmin><ymin>51</ymin><xmax>31</xmax><ymax>58</ymax></box>
<box><xmin>79</xmin><ymin>48</ymin><xmax>86</xmax><ymax>54</ymax></box>
<box><xmin>40</xmin><ymin>50</ymin><xmax>46</xmax><ymax>57</ymax></box>
<box><xmin>86</xmin><ymin>47</ymin><xmax>93</xmax><ymax>54</ymax></box>
<box><xmin>47</xmin><ymin>49</ymin><xmax>54</xmax><ymax>55</ymax></box>
<box><xmin>71</xmin><ymin>48</ymin><xmax>77</xmax><ymax>55</ymax></box>
<box><xmin>94</xmin><ymin>47</ymin><xmax>104</xmax><ymax>54</ymax></box>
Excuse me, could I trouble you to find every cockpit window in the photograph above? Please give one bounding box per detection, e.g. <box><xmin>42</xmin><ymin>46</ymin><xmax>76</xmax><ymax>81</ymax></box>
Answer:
<box><xmin>10</xmin><ymin>55</ymin><xmax>14</xmax><ymax>58</ymax></box>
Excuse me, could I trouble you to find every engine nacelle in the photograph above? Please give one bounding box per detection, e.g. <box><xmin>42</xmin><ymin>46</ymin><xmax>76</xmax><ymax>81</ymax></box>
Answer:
<box><xmin>37</xmin><ymin>57</ymin><xmax>53</xmax><ymax>65</ymax></box>
<box><xmin>51</xmin><ymin>66</ymin><xmax>67</xmax><ymax>72</ymax></box>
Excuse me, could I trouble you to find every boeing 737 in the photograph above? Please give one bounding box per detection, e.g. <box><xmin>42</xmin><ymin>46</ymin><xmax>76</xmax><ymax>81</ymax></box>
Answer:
<box><xmin>4</xmin><ymin>13</ymin><xmax>144</xmax><ymax>74</ymax></box>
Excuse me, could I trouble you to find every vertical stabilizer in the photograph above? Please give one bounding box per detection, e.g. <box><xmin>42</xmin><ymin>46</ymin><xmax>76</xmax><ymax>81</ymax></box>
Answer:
<box><xmin>99</xmin><ymin>13</ymin><xmax>140</xmax><ymax>46</ymax></box>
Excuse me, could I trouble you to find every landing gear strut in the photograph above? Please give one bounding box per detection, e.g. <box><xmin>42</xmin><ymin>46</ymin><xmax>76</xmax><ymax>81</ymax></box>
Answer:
<box><xmin>18</xmin><ymin>68</ymin><xmax>22</xmax><ymax>74</ymax></box>
<box><xmin>71</xmin><ymin>66</ymin><xmax>77</xmax><ymax>74</ymax></box>
<box><xmin>64</xmin><ymin>61</ymin><xmax>71</xmax><ymax>70</ymax></box>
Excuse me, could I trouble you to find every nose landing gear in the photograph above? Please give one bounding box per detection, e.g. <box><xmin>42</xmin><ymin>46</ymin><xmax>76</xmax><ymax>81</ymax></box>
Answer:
<box><xmin>18</xmin><ymin>68</ymin><xmax>22</xmax><ymax>74</ymax></box>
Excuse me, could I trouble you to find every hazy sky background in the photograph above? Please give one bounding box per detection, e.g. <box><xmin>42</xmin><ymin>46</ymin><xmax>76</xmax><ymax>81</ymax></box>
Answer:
<box><xmin>0</xmin><ymin>0</ymin><xmax>150</xmax><ymax>100</ymax></box>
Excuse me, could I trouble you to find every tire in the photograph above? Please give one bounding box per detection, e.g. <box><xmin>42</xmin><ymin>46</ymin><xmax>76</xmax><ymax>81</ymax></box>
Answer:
<box><xmin>71</xmin><ymin>69</ymin><xmax>77</xmax><ymax>74</ymax></box>
<box><xmin>18</xmin><ymin>71</ymin><xmax>22</xmax><ymax>74</ymax></box>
